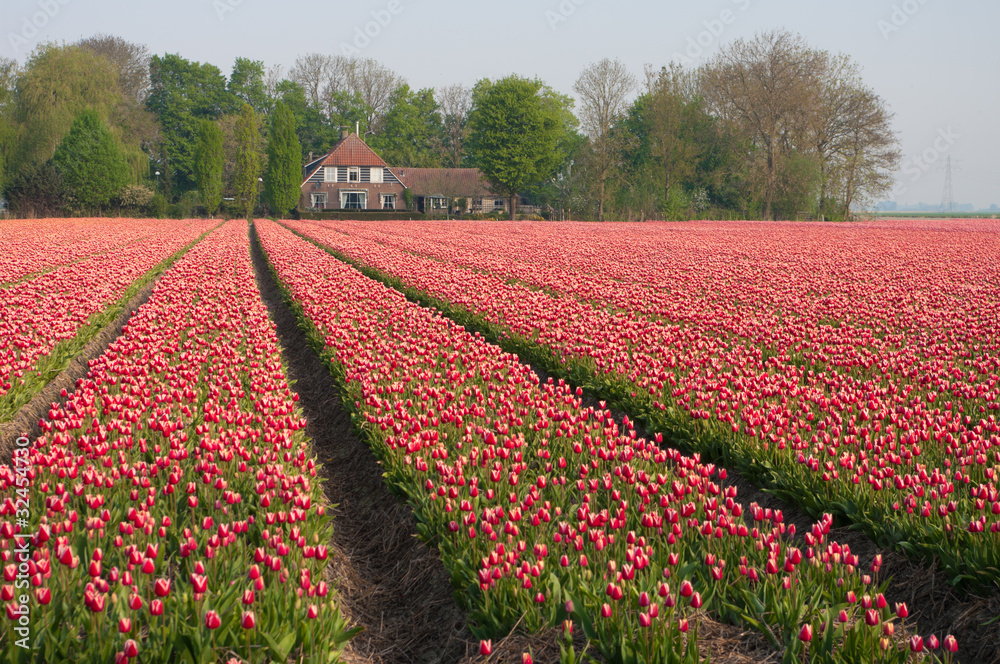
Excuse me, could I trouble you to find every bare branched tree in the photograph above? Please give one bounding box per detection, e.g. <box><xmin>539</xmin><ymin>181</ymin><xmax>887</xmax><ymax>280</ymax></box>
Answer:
<box><xmin>77</xmin><ymin>34</ymin><xmax>151</xmax><ymax>103</ymax></box>
<box><xmin>701</xmin><ymin>30</ymin><xmax>825</xmax><ymax>219</ymax></box>
<box><xmin>347</xmin><ymin>57</ymin><xmax>405</xmax><ymax>131</ymax></box>
<box><xmin>574</xmin><ymin>58</ymin><xmax>635</xmax><ymax>220</ymax></box>
<box><xmin>290</xmin><ymin>52</ymin><xmax>333</xmax><ymax>109</ymax></box>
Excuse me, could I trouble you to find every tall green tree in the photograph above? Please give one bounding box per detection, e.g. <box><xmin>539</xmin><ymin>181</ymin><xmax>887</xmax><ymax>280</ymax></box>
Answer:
<box><xmin>264</xmin><ymin>101</ymin><xmax>301</xmax><ymax>217</ymax></box>
<box><xmin>228</xmin><ymin>58</ymin><xmax>270</xmax><ymax>114</ymax></box>
<box><xmin>10</xmin><ymin>45</ymin><xmax>121</xmax><ymax>177</ymax></box>
<box><xmin>368</xmin><ymin>85</ymin><xmax>442</xmax><ymax>167</ymax></box>
<box><xmin>233</xmin><ymin>103</ymin><xmax>263</xmax><ymax>220</ymax></box>
<box><xmin>467</xmin><ymin>76</ymin><xmax>568</xmax><ymax>220</ymax></box>
<box><xmin>146</xmin><ymin>54</ymin><xmax>232</xmax><ymax>194</ymax></box>
<box><xmin>53</xmin><ymin>109</ymin><xmax>130</xmax><ymax>211</ymax></box>
<box><xmin>194</xmin><ymin>119</ymin><xmax>224</xmax><ymax>217</ymax></box>
<box><xmin>274</xmin><ymin>80</ymin><xmax>336</xmax><ymax>161</ymax></box>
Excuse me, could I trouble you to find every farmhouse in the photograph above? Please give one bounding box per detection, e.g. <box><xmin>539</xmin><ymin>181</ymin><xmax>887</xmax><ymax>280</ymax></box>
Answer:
<box><xmin>300</xmin><ymin>131</ymin><xmax>512</xmax><ymax>214</ymax></box>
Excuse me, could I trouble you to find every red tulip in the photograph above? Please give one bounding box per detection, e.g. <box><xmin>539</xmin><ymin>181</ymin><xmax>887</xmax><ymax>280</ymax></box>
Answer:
<box><xmin>798</xmin><ymin>624</ymin><xmax>813</xmax><ymax>642</ymax></box>
<box><xmin>205</xmin><ymin>610</ymin><xmax>221</xmax><ymax>630</ymax></box>
<box><xmin>154</xmin><ymin>578</ymin><xmax>170</xmax><ymax>597</ymax></box>
<box><xmin>241</xmin><ymin>610</ymin><xmax>256</xmax><ymax>630</ymax></box>
<box><xmin>479</xmin><ymin>640</ymin><xmax>492</xmax><ymax>656</ymax></box>
<box><xmin>123</xmin><ymin>639</ymin><xmax>139</xmax><ymax>658</ymax></box>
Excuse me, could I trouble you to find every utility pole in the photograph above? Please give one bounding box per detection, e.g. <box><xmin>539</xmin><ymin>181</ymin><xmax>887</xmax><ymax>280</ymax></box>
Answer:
<box><xmin>940</xmin><ymin>156</ymin><xmax>955</xmax><ymax>214</ymax></box>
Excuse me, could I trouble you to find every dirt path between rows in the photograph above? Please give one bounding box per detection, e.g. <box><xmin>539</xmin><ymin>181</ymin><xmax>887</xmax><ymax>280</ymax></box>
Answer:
<box><xmin>250</xmin><ymin>223</ymin><xmax>478</xmax><ymax>664</ymax></box>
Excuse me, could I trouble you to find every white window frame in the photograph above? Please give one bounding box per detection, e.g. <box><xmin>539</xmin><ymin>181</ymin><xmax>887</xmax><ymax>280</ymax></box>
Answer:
<box><xmin>370</xmin><ymin>167</ymin><xmax>383</xmax><ymax>183</ymax></box>
<box><xmin>381</xmin><ymin>193</ymin><xmax>396</xmax><ymax>210</ymax></box>
<box><xmin>348</xmin><ymin>167</ymin><xmax>360</xmax><ymax>182</ymax></box>
<box><xmin>323</xmin><ymin>167</ymin><xmax>336</xmax><ymax>182</ymax></box>
<box><xmin>310</xmin><ymin>193</ymin><xmax>328</xmax><ymax>209</ymax></box>
<box><xmin>340</xmin><ymin>190</ymin><xmax>367</xmax><ymax>209</ymax></box>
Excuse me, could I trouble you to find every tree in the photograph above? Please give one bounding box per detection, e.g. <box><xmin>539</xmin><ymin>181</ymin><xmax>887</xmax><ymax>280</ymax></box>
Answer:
<box><xmin>10</xmin><ymin>45</ymin><xmax>121</xmax><ymax>177</ymax></box>
<box><xmin>573</xmin><ymin>58</ymin><xmax>635</xmax><ymax>220</ymax></box>
<box><xmin>468</xmin><ymin>76</ymin><xmax>568</xmax><ymax>220</ymax></box>
<box><xmin>437</xmin><ymin>84</ymin><xmax>472</xmax><ymax>167</ymax></box>
<box><xmin>345</xmin><ymin>57</ymin><xmax>405</xmax><ymax>131</ymax></box>
<box><xmin>832</xmin><ymin>86</ymin><xmax>899</xmax><ymax>217</ymax></box>
<box><xmin>146</xmin><ymin>54</ymin><xmax>232</xmax><ymax>193</ymax></box>
<box><xmin>5</xmin><ymin>161</ymin><xmax>67</xmax><ymax>217</ymax></box>
<box><xmin>274</xmin><ymin>80</ymin><xmax>336</xmax><ymax>161</ymax></box>
<box><xmin>229</xmin><ymin>58</ymin><xmax>270</xmax><ymax>114</ymax></box>
<box><xmin>53</xmin><ymin>109</ymin><xmax>130</xmax><ymax>211</ymax></box>
<box><xmin>701</xmin><ymin>30</ymin><xmax>825</xmax><ymax>219</ymax></box>
<box><xmin>76</xmin><ymin>35</ymin><xmax>159</xmax><ymax>183</ymax></box>
<box><xmin>264</xmin><ymin>101</ymin><xmax>301</xmax><ymax>217</ymax></box>
<box><xmin>233</xmin><ymin>103</ymin><xmax>262</xmax><ymax>220</ymax></box>
<box><xmin>0</xmin><ymin>57</ymin><xmax>17</xmax><ymax>192</ymax></box>
<box><xmin>194</xmin><ymin>120</ymin><xmax>224</xmax><ymax>217</ymax></box>
<box><xmin>77</xmin><ymin>34</ymin><xmax>151</xmax><ymax>103</ymax></box>
<box><xmin>368</xmin><ymin>85</ymin><xmax>442</xmax><ymax>167</ymax></box>
<box><xmin>289</xmin><ymin>52</ymin><xmax>334</xmax><ymax>109</ymax></box>
<box><xmin>808</xmin><ymin>55</ymin><xmax>899</xmax><ymax>218</ymax></box>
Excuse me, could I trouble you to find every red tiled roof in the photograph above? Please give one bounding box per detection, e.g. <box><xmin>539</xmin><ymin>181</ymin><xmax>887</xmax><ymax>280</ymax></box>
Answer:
<box><xmin>306</xmin><ymin>134</ymin><xmax>389</xmax><ymax>178</ymax></box>
<box><xmin>395</xmin><ymin>168</ymin><xmax>496</xmax><ymax>197</ymax></box>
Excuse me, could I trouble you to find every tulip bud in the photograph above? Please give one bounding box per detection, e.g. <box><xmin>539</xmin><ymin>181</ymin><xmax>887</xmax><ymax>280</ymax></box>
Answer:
<box><xmin>799</xmin><ymin>624</ymin><xmax>813</xmax><ymax>642</ymax></box>
<box><xmin>479</xmin><ymin>640</ymin><xmax>492</xmax><ymax>656</ymax></box>
<box><xmin>241</xmin><ymin>610</ymin><xmax>256</xmax><ymax>630</ymax></box>
<box><xmin>205</xmin><ymin>610</ymin><xmax>222</xmax><ymax>630</ymax></box>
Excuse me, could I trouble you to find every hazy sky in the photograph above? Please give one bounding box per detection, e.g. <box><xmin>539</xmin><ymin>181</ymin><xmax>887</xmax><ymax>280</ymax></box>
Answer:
<box><xmin>3</xmin><ymin>0</ymin><xmax>998</xmax><ymax>208</ymax></box>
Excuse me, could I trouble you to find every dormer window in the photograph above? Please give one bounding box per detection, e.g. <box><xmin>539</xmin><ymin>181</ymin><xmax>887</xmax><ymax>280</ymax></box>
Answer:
<box><xmin>323</xmin><ymin>167</ymin><xmax>336</xmax><ymax>182</ymax></box>
<box><xmin>348</xmin><ymin>167</ymin><xmax>360</xmax><ymax>182</ymax></box>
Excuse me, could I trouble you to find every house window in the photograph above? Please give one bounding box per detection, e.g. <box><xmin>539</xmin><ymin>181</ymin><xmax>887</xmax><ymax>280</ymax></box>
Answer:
<box><xmin>323</xmin><ymin>167</ymin><xmax>336</xmax><ymax>182</ymax></box>
<box><xmin>494</xmin><ymin>199</ymin><xmax>504</xmax><ymax>208</ymax></box>
<box><xmin>348</xmin><ymin>167</ymin><xmax>360</xmax><ymax>182</ymax></box>
<box><xmin>430</xmin><ymin>197</ymin><xmax>448</xmax><ymax>210</ymax></box>
<box><xmin>341</xmin><ymin>190</ymin><xmax>367</xmax><ymax>209</ymax></box>
<box><xmin>381</xmin><ymin>194</ymin><xmax>396</xmax><ymax>210</ymax></box>
<box><xmin>370</xmin><ymin>167</ymin><xmax>383</xmax><ymax>183</ymax></box>
<box><xmin>310</xmin><ymin>193</ymin><xmax>328</xmax><ymax>209</ymax></box>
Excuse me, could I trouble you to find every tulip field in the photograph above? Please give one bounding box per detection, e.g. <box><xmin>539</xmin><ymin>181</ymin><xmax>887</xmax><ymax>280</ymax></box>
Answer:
<box><xmin>1</xmin><ymin>220</ymin><xmax>353</xmax><ymax>663</ymax></box>
<box><xmin>282</xmin><ymin>219</ymin><xmax>1000</xmax><ymax>589</ymax></box>
<box><xmin>2</xmin><ymin>216</ymin><xmax>995</xmax><ymax>663</ymax></box>
<box><xmin>0</xmin><ymin>218</ymin><xmax>216</xmax><ymax>422</ymax></box>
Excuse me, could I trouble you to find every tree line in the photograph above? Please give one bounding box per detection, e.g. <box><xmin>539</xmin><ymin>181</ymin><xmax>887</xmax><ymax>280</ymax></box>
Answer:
<box><xmin>0</xmin><ymin>29</ymin><xmax>899</xmax><ymax>220</ymax></box>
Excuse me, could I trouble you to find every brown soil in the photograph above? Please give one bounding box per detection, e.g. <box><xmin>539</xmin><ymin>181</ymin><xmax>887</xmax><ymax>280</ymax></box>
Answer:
<box><xmin>250</xmin><ymin>223</ymin><xmax>476</xmax><ymax>663</ymax></box>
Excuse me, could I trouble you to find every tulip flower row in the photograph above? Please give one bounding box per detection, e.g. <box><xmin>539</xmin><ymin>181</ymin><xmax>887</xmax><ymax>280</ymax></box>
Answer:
<box><xmin>0</xmin><ymin>221</ymin><xmax>353</xmax><ymax>663</ymax></box>
<box><xmin>256</xmin><ymin>219</ymin><xmax>952</xmax><ymax>663</ymax></box>
<box><xmin>0</xmin><ymin>218</ymin><xmax>174</xmax><ymax>286</ymax></box>
<box><xmin>0</xmin><ymin>218</ymin><xmax>217</xmax><ymax>421</ymax></box>
<box><xmin>284</xmin><ymin>218</ymin><xmax>1000</xmax><ymax>589</ymax></box>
